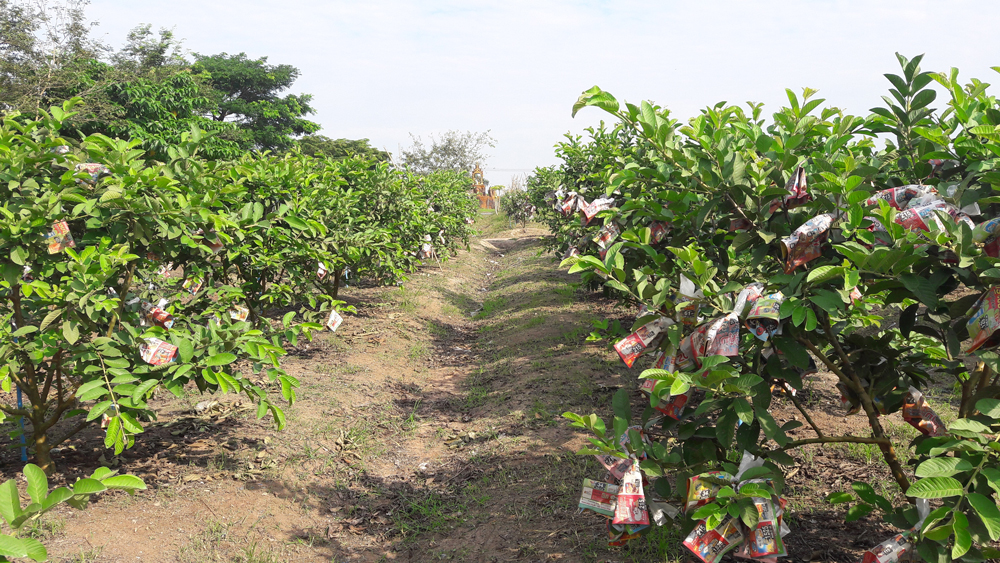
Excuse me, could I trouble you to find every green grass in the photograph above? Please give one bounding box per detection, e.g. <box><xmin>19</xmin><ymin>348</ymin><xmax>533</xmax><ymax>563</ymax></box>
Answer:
<box><xmin>473</xmin><ymin>295</ymin><xmax>508</xmax><ymax>319</ymax></box>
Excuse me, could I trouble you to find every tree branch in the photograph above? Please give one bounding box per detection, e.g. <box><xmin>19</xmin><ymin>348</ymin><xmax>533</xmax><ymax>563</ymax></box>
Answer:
<box><xmin>788</xmin><ymin>391</ymin><xmax>824</xmax><ymax>439</ymax></box>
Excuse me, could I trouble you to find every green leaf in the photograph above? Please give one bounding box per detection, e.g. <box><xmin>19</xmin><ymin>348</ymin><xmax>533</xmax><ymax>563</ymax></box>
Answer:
<box><xmin>967</xmin><ymin>492</ymin><xmax>1000</xmax><ymax>540</ymax></box>
<box><xmin>612</xmin><ymin>388</ymin><xmax>631</xmax><ymax>422</ymax></box>
<box><xmin>851</xmin><ymin>481</ymin><xmax>892</xmax><ymax>512</ymax></box>
<box><xmin>0</xmin><ymin>536</ymin><xmax>27</xmax><ymax>558</ymax></box>
<box><xmin>915</xmin><ymin>457</ymin><xmax>974</xmax><ymax>478</ymax></box>
<box><xmin>284</xmin><ymin>215</ymin><xmax>309</xmax><ymax>231</ymax></box>
<box><xmin>977</xmin><ymin>398</ymin><xmax>1000</xmax><ymax>419</ymax></box>
<box><xmin>907</xmin><ymin>476</ymin><xmax>963</xmax><ymax>499</ymax></box>
<box><xmin>9</xmin><ymin>246</ymin><xmax>27</xmax><ymax>266</ymax></box>
<box><xmin>806</xmin><ymin>265</ymin><xmax>843</xmax><ymax>284</ymax></box>
<box><xmin>826</xmin><ymin>491</ymin><xmax>854</xmax><ymax>504</ymax></box>
<box><xmin>23</xmin><ymin>464</ymin><xmax>47</xmax><ymax>505</ymax></box>
<box><xmin>845</xmin><ymin>503</ymin><xmax>873</xmax><ymax>522</ymax></box>
<box><xmin>41</xmin><ymin>487</ymin><xmax>72</xmax><ymax>511</ymax></box>
<box><xmin>205</xmin><ymin>353</ymin><xmax>237</xmax><ymax>367</ymax></box>
<box><xmin>62</xmin><ymin>320</ymin><xmax>79</xmax><ymax>345</ymax></box>
<box><xmin>72</xmin><ymin>478</ymin><xmax>106</xmax><ymax>495</ymax></box>
<box><xmin>572</xmin><ymin>86</ymin><xmax>619</xmax><ymax>118</ymax></box>
<box><xmin>177</xmin><ymin>339</ymin><xmax>194</xmax><ymax>364</ymax></box>
<box><xmin>953</xmin><ymin>511</ymin><xmax>971</xmax><ymax>558</ymax></box>
<box><xmin>0</xmin><ymin>480</ymin><xmax>22</xmax><ymax>527</ymax></box>
<box><xmin>22</xmin><ymin>536</ymin><xmax>46</xmax><ymax>562</ymax></box>
<box><xmin>131</xmin><ymin>379</ymin><xmax>158</xmax><ymax>402</ymax></box>
<box><xmin>101</xmin><ymin>475</ymin><xmax>146</xmax><ymax>491</ymax></box>
<box><xmin>899</xmin><ymin>303</ymin><xmax>918</xmax><ymax>338</ymax></box>
<box><xmin>900</xmin><ymin>273</ymin><xmax>940</xmax><ymax>308</ymax></box>
<box><xmin>734</xmin><ymin>398</ymin><xmax>754</xmax><ymax>424</ymax></box>
<box><xmin>39</xmin><ymin>309</ymin><xmax>63</xmax><ymax>332</ymax></box>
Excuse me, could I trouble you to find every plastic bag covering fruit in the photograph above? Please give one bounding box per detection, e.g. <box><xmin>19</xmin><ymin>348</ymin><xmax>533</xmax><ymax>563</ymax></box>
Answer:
<box><xmin>966</xmin><ymin>286</ymin><xmax>1000</xmax><ymax>353</ymax></box>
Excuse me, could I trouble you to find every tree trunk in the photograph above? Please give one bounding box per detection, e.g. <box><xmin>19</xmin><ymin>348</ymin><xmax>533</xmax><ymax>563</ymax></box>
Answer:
<box><xmin>332</xmin><ymin>269</ymin><xmax>342</xmax><ymax>300</ymax></box>
<box><xmin>31</xmin><ymin>425</ymin><xmax>54</xmax><ymax>475</ymax></box>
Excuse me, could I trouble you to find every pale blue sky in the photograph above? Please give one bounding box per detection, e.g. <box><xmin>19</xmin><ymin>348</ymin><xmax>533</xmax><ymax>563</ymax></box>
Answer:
<box><xmin>87</xmin><ymin>0</ymin><xmax>1000</xmax><ymax>183</ymax></box>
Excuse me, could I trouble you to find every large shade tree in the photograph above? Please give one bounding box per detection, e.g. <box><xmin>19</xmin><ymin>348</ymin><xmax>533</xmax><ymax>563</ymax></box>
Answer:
<box><xmin>193</xmin><ymin>52</ymin><xmax>320</xmax><ymax>152</ymax></box>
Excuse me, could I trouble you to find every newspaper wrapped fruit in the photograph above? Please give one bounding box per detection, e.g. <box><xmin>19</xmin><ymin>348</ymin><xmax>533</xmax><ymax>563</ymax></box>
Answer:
<box><xmin>594</xmin><ymin>454</ymin><xmax>632</xmax><ymax>481</ymax></box>
<box><xmin>768</xmin><ymin>165</ymin><xmax>811</xmax><ymax>214</ymax></box>
<box><xmin>75</xmin><ymin>162</ymin><xmax>108</xmax><ymax>184</ymax></box>
<box><xmin>580</xmin><ymin>197</ymin><xmax>615</xmax><ymax>225</ymax></box>
<box><xmin>684</xmin><ymin>517</ymin><xmax>745</xmax><ymax>563</ymax></box>
<box><xmin>974</xmin><ymin>217</ymin><xmax>1000</xmax><ymax>257</ymax></box>
<box><xmin>674</xmin><ymin>314</ymin><xmax>740</xmax><ymax>371</ymax></box>
<box><xmin>650</xmin><ymin>221</ymin><xmax>669</xmax><ymax>244</ymax></box>
<box><xmin>593</xmin><ymin>222</ymin><xmax>621</xmax><ymax>251</ymax></box>
<box><xmin>45</xmin><ymin>220</ymin><xmax>76</xmax><ymax>254</ymax></box>
<box><xmin>639</xmin><ymin>377</ymin><xmax>688</xmax><ymax>419</ymax></box>
<box><xmin>902</xmin><ymin>386</ymin><xmax>946</xmax><ymax>437</ymax></box>
<box><xmin>140</xmin><ymin>302</ymin><xmax>174</xmax><ymax>330</ymax></box>
<box><xmin>894</xmin><ymin>201</ymin><xmax>973</xmax><ymax>232</ymax></box>
<box><xmin>140</xmin><ymin>338</ymin><xmax>177</xmax><ymax>366</ymax></box>
<box><xmin>965</xmin><ymin>286</ymin><xmax>1000</xmax><ymax>353</ymax></box>
<box><xmin>613</xmin><ymin>316</ymin><xmax>673</xmax><ymax>368</ymax></box>
<box><xmin>780</xmin><ymin>213</ymin><xmax>833</xmax><ymax>273</ymax></box>
<box><xmin>229</xmin><ymin>305</ymin><xmax>250</xmax><ymax>322</ymax></box>
<box><xmin>612</xmin><ymin>460</ymin><xmax>649</xmax><ymax>526</ymax></box>
<box><xmin>676</xmin><ymin>274</ymin><xmax>705</xmax><ymax>327</ymax></box>
<box><xmin>745</xmin><ymin>292</ymin><xmax>783</xmax><ymax>342</ymax></box>
<box><xmin>182</xmin><ymin>276</ymin><xmax>203</xmax><ymax>295</ymax></box>
<box><xmin>326</xmin><ymin>309</ymin><xmax>344</xmax><ymax>332</ymax></box>
<box><xmin>733</xmin><ymin>495</ymin><xmax>787</xmax><ymax>559</ymax></box>
<box><xmin>864</xmin><ymin>185</ymin><xmax>937</xmax><ymax>210</ymax></box>
<box><xmin>558</xmin><ymin>193</ymin><xmax>586</xmax><ymax>216</ymax></box>
<box><xmin>578</xmin><ymin>478</ymin><xmax>618</xmax><ymax>518</ymax></box>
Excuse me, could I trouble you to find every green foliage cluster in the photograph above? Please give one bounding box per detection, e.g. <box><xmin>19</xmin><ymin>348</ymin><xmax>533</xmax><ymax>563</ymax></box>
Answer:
<box><xmin>0</xmin><ymin>99</ymin><xmax>478</xmax><ymax>475</ymax></box>
<box><xmin>0</xmin><ymin>464</ymin><xmax>145</xmax><ymax>561</ymax></box>
<box><xmin>0</xmin><ymin>3</ymin><xmax>325</xmax><ymax>157</ymax></box>
<box><xmin>498</xmin><ymin>188</ymin><xmax>535</xmax><ymax>229</ymax></box>
<box><xmin>545</xmin><ymin>54</ymin><xmax>1000</xmax><ymax>560</ymax></box>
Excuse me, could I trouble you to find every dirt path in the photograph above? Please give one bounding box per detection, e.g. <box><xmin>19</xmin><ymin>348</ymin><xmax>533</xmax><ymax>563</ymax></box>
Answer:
<box><xmin>11</xmin><ymin>220</ymin><xmax>626</xmax><ymax>563</ymax></box>
<box><xmin>5</xmin><ymin>219</ymin><xmax>963</xmax><ymax>563</ymax></box>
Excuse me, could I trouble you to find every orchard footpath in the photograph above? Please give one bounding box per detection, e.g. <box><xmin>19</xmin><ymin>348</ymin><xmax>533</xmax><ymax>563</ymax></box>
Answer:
<box><xmin>27</xmin><ymin>216</ymin><xmax>919</xmax><ymax>562</ymax></box>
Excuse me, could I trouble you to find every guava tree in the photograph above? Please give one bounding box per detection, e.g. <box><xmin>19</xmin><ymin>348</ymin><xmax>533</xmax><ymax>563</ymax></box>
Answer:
<box><xmin>0</xmin><ymin>100</ymin><xmax>306</xmax><ymax>473</ymax></box>
<box><xmin>560</xmin><ymin>54</ymin><xmax>1000</xmax><ymax>560</ymax></box>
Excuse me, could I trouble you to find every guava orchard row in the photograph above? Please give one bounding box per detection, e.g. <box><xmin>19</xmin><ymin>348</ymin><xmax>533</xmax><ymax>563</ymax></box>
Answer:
<box><xmin>563</xmin><ymin>172</ymin><xmax>999</xmax><ymax>561</ymax></box>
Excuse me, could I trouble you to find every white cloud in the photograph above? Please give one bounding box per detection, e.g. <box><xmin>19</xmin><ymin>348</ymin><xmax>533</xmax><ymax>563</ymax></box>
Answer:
<box><xmin>87</xmin><ymin>0</ymin><xmax>1000</xmax><ymax>179</ymax></box>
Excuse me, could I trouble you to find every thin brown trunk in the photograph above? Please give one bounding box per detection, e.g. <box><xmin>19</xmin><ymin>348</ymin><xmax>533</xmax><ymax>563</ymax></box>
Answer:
<box><xmin>331</xmin><ymin>269</ymin><xmax>343</xmax><ymax>300</ymax></box>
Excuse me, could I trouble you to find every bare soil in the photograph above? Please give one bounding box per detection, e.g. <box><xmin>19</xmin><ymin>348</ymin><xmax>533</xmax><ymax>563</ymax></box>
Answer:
<box><xmin>0</xmin><ymin>216</ymin><xmax>968</xmax><ymax>562</ymax></box>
